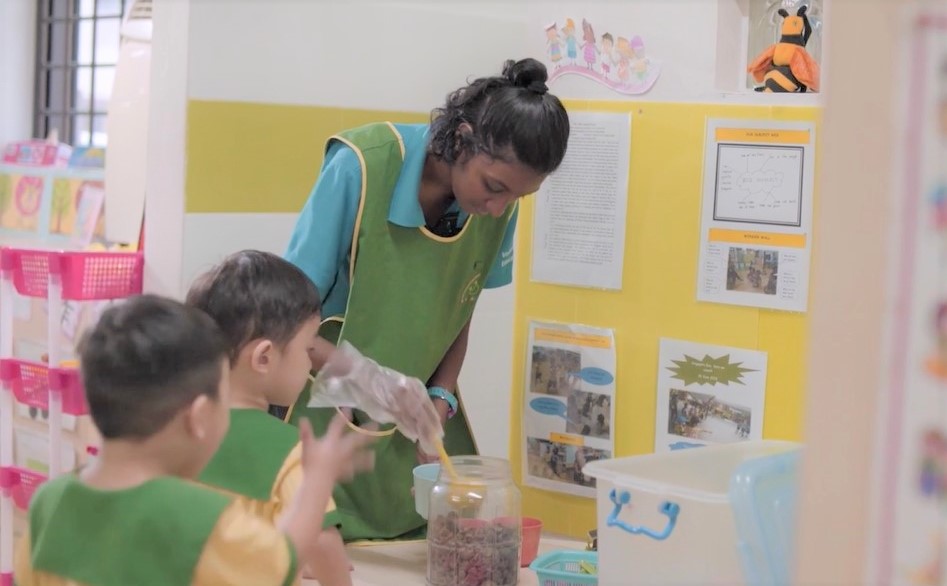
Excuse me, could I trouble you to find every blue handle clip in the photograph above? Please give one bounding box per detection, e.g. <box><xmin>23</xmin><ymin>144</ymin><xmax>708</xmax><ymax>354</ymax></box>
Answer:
<box><xmin>606</xmin><ymin>488</ymin><xmax>680</xmax><ymax>541</ymax></box>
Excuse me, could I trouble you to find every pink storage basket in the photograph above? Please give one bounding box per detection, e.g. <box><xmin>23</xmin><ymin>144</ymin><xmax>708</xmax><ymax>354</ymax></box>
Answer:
<box><xmin>49</xmin><ymin>367</ymin><xmax>88</xmax><ymax>415</ymax></box>
<box><xmin>56</xmin><ymin>251</ymin><xmax>144</xmax><ymax>300</ymax></box>
<box><xmin>2</xmin><ymin>467</ymin><xmax>47</xmax><ymax>511</ymax></box>
<box><xmin>3</xmin><ymin>248</ymin><xmax>52</xmax><ymax>298</ymax></box>
<box><xmin>0</xmin><ymin>359</ymin><xmax>49</xmax><ymax>410</ymax></box>
<box><xmin>0</xmin><ymin>360</ymin><xmax>88</xmax><ymax>415</ymax></box>
<box><xmin>1</xmin><ymin>248</ymin><xmax>143</xmax><ymax>300</ymax></box>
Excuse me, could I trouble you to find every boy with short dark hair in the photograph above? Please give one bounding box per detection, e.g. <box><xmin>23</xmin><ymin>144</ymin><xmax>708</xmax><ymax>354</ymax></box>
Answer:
<box><xmin>186</xmin><ymin>250</ymin><xmax>351</xmax><ymax>585</ymax></box>
<box><xmin>14</xmin><ymin>295</ymin><xmax>374</xmax><ymax>585</ymax></box>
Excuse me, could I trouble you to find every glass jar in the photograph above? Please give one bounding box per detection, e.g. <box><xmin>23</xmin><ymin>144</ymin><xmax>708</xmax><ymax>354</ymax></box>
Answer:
<box><xmin>426</xmin><ymin>456</ymin><xmax>522</xmax><ymax>586</ymax></box>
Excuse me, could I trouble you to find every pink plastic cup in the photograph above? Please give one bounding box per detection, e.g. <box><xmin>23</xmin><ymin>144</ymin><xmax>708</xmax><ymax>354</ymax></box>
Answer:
<box><xmin>520</xmin><ymin>517</ymin><xmax>543</xmax><ymax>567</ymax></box>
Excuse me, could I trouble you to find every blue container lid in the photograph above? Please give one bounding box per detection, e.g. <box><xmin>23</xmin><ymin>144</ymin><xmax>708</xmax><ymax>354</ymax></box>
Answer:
<box><xmin>729</xmin><ymin>447</ymin><xmax>802</xmax><ymax>586</ymax></box>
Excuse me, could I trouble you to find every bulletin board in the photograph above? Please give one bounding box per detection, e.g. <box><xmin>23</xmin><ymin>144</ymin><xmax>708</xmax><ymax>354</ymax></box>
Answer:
<box><xmin>509</xmin><ymin>100</ymin><xmax>821</xmax><ymax>537</ymax></box>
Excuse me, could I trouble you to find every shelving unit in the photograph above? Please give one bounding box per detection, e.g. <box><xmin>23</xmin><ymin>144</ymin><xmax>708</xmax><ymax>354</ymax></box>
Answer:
<box><xmin>0</xmin><ymin>248</ymin><xmax>143</xmax><ymax>586</ymax></box>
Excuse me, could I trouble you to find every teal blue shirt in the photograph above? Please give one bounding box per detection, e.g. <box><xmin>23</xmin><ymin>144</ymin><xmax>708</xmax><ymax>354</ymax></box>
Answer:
<box><xmin>285</xmin><ymin>124</ymin><xmax>517</xmax><ymax>319</ymax></box>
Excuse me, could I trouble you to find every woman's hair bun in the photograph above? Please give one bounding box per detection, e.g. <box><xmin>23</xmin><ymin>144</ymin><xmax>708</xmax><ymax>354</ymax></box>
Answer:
<box><xmin>501</xmin><ymin>58</ymin><xmax>549</xmax><ymax>89</ymax></box>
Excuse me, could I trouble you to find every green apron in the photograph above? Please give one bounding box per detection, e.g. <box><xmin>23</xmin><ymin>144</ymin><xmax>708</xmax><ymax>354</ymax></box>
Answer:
<box><xmin>200</xmin><ymin>409</ymin><xmax>299</xmax><ymax>501</ymax></box>
<box><xmin>287</xmin><ymin>122</ymin><xmax>515</xmax><ymax>542</ymax></box>
<box><xmin>26</xmin><ymin>475</ymin><xmax>241</xmax><ymax>586</ymax></box>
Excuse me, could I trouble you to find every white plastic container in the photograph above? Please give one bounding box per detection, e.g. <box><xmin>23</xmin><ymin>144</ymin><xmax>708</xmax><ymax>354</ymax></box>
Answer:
<box><xmin>582</xmin><ymin>440</ymin><xmax>799</xmax><ymax>586</ymax></box>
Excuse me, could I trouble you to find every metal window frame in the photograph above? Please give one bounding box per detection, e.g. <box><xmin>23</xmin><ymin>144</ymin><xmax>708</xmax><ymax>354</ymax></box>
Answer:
<box><xmin>33</xmin><ymin>0</ymin><xmax>125</xmax><ymax>146</ymax></box>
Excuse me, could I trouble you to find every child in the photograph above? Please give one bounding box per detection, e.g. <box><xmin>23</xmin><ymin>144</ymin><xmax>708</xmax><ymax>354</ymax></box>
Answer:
<box><xmin>186</xmin><ymin>250</ymin><xmax>352</xmax><ymax>585</ymax></box>
<box><xmin>14</xmin><ymin>295</ymin><xmax>375</xmax><ymax>585</ymax></box>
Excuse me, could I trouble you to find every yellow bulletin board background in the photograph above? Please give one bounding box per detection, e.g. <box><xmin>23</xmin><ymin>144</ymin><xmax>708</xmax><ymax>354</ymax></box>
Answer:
<box><xmin>508</xmin><ymin>100</ymin><xmax>821</xmax><ymax>538</ymax></box>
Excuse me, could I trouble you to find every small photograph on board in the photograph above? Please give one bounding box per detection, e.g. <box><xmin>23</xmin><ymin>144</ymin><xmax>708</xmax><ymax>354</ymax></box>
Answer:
<box><xmin>526</xmin><ymin>437</ymin><xmax>559</xmax><ymax>480</ymax></box>
<box><xmin>667</xmin><ymin>389</ymin><xmax>752</xmax><ymax>444</ymax></box>
<box><xmin>727</xmin><ymin>247</ymin><xmax>778</xmax><ymax>295</ymax></box>
<box><xmin>530</xmin><ymin>346</ymin><xmax>581</xmax><ymax>396</ymax></box>
<box><xmin>526</xmin><ymin>437</ymin><xmax>611</xmax><ymax>489</ymax></box>
<box><xmin>571</xmin><ymin>446</ymin><xmax>611</xmax><ymax>488</ymax></box>
<box><xmin>566</xmin><ymin>390</ymin><xmax>611</xmax><ymax>439</ymax></box>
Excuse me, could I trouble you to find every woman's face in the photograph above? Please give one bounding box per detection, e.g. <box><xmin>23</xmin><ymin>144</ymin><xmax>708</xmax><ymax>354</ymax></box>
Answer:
<box><xmin>451</xmin><ymin>151</ymin><xmax>545</xmax><ymax>218</ymax></box>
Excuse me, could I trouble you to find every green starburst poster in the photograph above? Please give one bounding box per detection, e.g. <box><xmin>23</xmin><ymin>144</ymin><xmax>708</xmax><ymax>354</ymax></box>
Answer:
<box><xmin>655</xmin><ymin>338</ymin><xmax>768</xmax><ymax>452</ymax></box>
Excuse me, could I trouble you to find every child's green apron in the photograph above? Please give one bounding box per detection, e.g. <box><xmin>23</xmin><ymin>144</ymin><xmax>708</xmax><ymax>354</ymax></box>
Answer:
<box><xmin>200</xmin><ymin>408</ymin><xmax>299</xmax><ymax>501</ymax></box>
<box><xmin>287</xmin><ymin>122</ymin><xmax>515</xmax><ymax>542</ymax></box>
<box><xmin>26</xmin><ymin>475</ymin><xmax>232</xmax><ymax>586</ymax></box>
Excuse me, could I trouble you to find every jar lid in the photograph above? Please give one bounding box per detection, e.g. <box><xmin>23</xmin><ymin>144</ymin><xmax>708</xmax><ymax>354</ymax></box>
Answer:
<box><xmin>439</xmin><ymin>456</ymin><xmax>512</xmax><ymax>481</ymax></box>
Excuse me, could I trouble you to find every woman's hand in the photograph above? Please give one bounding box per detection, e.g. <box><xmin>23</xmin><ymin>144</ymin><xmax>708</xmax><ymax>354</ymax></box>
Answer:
<box><xmin>415</xmin><ymin>397</ymin><xmax>451</xmax><ymax>464</ymax></box>
<box><xmin>416</xmin><ymin>443</ymin><xmax>440</xmax><ymax>465</ymax></box>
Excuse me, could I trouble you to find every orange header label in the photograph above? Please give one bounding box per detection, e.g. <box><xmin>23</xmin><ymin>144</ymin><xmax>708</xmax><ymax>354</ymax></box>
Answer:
<box><xmin>709</xmin><ymin>228</ymin><xmax>806</xmax><ymax>248</ymax></box>
<box><xmin>550</xmin><ymin>433</ymin><xmax>585</xmax><ymax>447</ymax></box>
<box><xmin>534</xmin><ymin>329</ymin><xmax>612</xmax><ymax>349</ymax></box>
<box><xmin>715</xmin><ymin>128</ymin><xmax>810</xmax><ymax>145</ymax></box>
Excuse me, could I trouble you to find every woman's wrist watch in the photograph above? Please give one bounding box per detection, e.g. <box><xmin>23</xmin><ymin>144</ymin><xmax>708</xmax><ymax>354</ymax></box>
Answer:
<box><xmin>427</xmin><ymin>386</ymin><xmax>458</xmax><ymax>419</ymax></box>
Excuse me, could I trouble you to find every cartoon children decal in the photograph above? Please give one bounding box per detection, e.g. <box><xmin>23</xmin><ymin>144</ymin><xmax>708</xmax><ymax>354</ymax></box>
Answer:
<box><xmin>539</xmin><ymin>18</ymin><xmax>661</xmax><ymax>95</ymax></box>
<box><xmin>562</xmin><ymin>18</ymin><xmax>578</xmax><ymax>65</ymax></box>
<box><xmin>616</xmin><ymin>37</ymin><xmax>633</xmax><ymax>85</ymax></box>
<box><xmin>631</xmin><ymin>36</ymin><xmax>649</xmax><ymax>80</ymax></box>
<box><xmin>581</xmin><ymin>19</ymin><xmax>597</xmax><ymax>71</ymax></box>
<box><xmin>545</xmin><ymin>22</ymin><xmax>563</xmax><ymax>69</ymax></box>
<box><xmin>600</xmin><ymin>33</ymin><xmax>615</xmax><ymax>79</ymax></box>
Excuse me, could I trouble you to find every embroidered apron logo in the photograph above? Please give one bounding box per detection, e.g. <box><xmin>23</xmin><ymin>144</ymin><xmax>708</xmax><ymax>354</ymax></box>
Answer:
<box><xmin>461</xmin><ymin>270</ymin><xmax>484</xmax><ymax>305</ymax></box>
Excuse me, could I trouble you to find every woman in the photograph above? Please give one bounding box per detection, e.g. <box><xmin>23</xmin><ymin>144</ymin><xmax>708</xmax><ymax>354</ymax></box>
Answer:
<box><xmin>282</xmin><ymin>57</ymin><xmax>570</xmax><ymax>542</ymax></box>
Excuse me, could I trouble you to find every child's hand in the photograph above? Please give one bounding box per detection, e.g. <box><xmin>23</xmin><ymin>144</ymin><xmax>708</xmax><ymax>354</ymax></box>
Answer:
<box><xmin>299</xmin><ymin>416</ymin><xmax>376</xmax><ymax>483</ymax></box>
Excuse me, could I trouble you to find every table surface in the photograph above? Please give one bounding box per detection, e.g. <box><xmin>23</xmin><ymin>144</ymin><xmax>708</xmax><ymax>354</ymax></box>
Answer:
<box><xmin>302</xmin><ymin>534</ymin><xmax>586</xmax><ymax>585</ymax></box>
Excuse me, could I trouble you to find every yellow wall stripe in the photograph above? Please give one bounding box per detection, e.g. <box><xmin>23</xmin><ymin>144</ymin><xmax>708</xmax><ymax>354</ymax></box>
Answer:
<box><xmin>184</xmin><ymin>100</ymin><xmax>427</xmax><ymax>213</ymax></box>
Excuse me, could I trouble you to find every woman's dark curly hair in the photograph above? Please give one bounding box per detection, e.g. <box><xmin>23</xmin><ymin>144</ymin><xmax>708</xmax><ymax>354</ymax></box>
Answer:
<box><xmin>429</xmin><ymin>58</ymin><xmax>570</xmax><ymax>175</ymax></box>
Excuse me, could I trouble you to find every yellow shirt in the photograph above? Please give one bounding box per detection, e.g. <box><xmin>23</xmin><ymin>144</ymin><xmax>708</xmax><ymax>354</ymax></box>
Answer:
<box><xmin>228</xmin><ymin>442</ymin><xmax>337</xmax><ymax>525</ymax></box>
<box><xmin>197</xmin><ymin>409</ymin><xmax>339</xmax><ymax>527</ymax></box>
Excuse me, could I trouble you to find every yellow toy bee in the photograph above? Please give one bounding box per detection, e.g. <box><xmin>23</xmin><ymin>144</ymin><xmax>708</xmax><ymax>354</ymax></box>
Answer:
<box><xmin>748</xmin><ymin>6</ymin><xmax>820</xmax><ymax>93</ymax></box>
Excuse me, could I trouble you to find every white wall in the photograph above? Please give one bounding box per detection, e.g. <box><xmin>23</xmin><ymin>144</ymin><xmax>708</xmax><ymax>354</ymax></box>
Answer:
<box><xmin>0</xmin><ymin>0</ymin><xmax>37</xmax><ymax>145</ymax></box>
<box><xmin>143</xmin><ymin>0</ymin><xmax>189</xmax><ymax>297</ymax></box>
<box><xmin>187</xmin><ymin>1</ymin><xmax>530</xmax><ymax>110</ymax></box>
